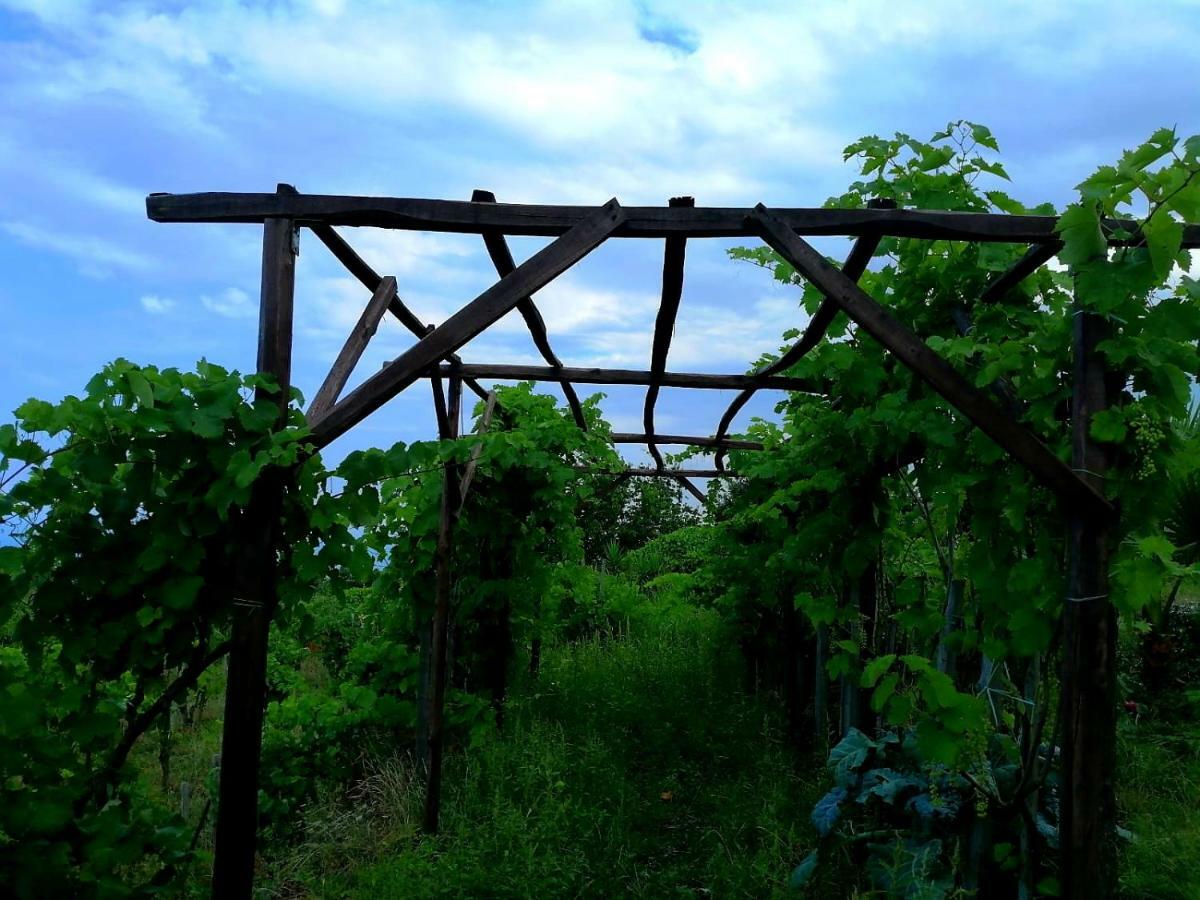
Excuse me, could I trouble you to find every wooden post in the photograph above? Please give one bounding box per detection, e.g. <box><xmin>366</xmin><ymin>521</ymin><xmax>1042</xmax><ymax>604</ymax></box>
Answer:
<box><xmin>1060</xmin><ymin>306</ymin><xmax>1116</xmax><ymax>899</ymax></box>
<box><xmin>423</xmin><ymin>374</ymin><xmax>461</xmax><ymax>834</ymax></box>
<box><xmin>211</xmin><ymin>204</ymin><xmax>296</xmax><ymax>898</ymax></box>
<box><xmin>813</xmin><ymin>623</ymin><xmax>829</xmax><ymax>747</ymax></box>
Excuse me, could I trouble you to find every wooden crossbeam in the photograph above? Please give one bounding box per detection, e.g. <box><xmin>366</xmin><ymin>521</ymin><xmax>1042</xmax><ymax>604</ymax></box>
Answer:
<box><xmin>713</xmin><ymin>213</ymin><xmax>887</xmax><ymax>469</ymax></box>
<box><xmin>749</xmin><ymin>204</ymin><xmax>1114</xmax><ymax>519</ymax></box>
<box><xmin>421</xmin><ymin>363</ymin><xmax>820</xmax><ymax>392</ymax></box>
<box><xmin>148</xmin><ymin>191</ymin><xmax>1200</xmax><ymax>247</ymax></box>
<box><xmin>472</xmin><ymin>190</ymin><xmax>588</xmax><ymax>430</ymax></box>
<box><xmin>610</xmin><ymin>432</ymin><xmax>764</xmax><ymax>450</ymax></box>
<box><xmin>309</xmin><ymin>200</ymin><xmax>625</xmax><ymax>447</ymax></box>
<box><xmin>645</xmin><ymin>196</ymin><xmax>694</xmax><ymax>468</ymax></box>
<box><xmin>307</xmin><ymin>276</ymin><xmax>397</xmax><ymax>420</ymax></box>
<box><xmin>577</xmin><ymin>467</ymin><xmax>745</xmax><ymax>478</ymax></box>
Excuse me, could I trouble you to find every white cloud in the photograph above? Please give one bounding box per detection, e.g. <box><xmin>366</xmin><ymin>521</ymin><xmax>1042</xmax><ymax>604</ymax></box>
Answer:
<box><xmin>139</xmin><ymin>294</ymin><xmax>174</xmax><ymax>314</ymax></box>
<box><xmin>201</xmin><ymin>286</ymin><xmax>254</xmax><ymax>318</ymax></box>
<box><xmin>0</xmin><ymin>220</ymin><xmax>154</xmax><ymax>275</ymax></box>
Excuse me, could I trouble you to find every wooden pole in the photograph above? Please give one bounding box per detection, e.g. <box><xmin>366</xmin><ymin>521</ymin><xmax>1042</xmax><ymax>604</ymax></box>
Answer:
<box><xmin>1060</xmin><ymin>305</ymin><xmax>1116</xmax><ymax>899</ymax></box>
<box><xmin>472</xmin><ymin>190</ymin><xmax>589</xmax><ymax>430</ymax></box>
<box><xmin>423</xmin><ymin>375</ymin><xmax>461</xmax><ymax>834</ymax></box>
<box><xmin>645</xmin><ymin>196</ymin><xmax>694</xmax><ymax>468</ymax></box>
<box><xmin>211</xmin><ymin>205</ymin><xmax>296</xmax><ymax>899</ymax></box>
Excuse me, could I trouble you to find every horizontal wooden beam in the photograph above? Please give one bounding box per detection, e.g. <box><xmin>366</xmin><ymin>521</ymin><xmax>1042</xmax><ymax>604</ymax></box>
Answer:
<box><xmin>577</xmin><ymin>467</ymin><xmax>745</xmax><ymax>479</ymax></box>
<box><xmin>610</xmin><ymin>432</ymin><xmax>764</xmax><ymax>450</ymax></box>
<box><xmin>749</xmin><ymin>204</ymin><xmax>1114</xmax><ymax>520</ymax></box>
<box><xmin>146</xmin><ymin>191</ymin><xmax>1200</xmax><ymax>246</ymax></box>
<box><xmin>309</xmin><ymin>200</ymin><xmax>625</xmax><ymax>447</ymax></box>
<box><xmin>422</xmin><ymin>363</ymin><xmax>820</xmax><ymax>392</ymax></box>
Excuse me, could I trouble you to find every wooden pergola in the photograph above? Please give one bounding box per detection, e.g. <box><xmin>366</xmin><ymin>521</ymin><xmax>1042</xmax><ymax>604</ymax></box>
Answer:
<box><xmin>147</xmin><ymin>185</ymin><xmax>1200</xmax><ymax>899</ymax></box>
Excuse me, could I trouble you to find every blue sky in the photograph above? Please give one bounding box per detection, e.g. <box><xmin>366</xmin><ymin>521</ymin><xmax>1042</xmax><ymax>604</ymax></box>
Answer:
<box><xmin>1</xmin><ymin>0</ymin><xmax>1199</xmax><ymax>468</ymax></box>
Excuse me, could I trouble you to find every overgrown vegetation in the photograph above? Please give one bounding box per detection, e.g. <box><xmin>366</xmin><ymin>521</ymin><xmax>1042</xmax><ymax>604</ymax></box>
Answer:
<box><xmin>3</xmin><ymin>122</ymin><xmax>1200</xmax><ymax>898</ymax></box>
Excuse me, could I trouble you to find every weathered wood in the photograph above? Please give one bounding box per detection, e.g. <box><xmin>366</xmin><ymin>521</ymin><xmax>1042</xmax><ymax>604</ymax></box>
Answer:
<box><xmin>713</xmin><ymin>216</ymin><xmax>886</xmax><ymax>469</ymax></box>
<box><xmin>308</xmin><ymin>220</ymin><xmax>491</xmax><ymax>403</ymax></box>
<box><xmin>473</xmin><ymin>190</ymin><xmax>588</xmax><ymax>430</ymax></box>
<box><xmin>422</xmin><ymin>363</ymin><xmax>819</xmax><ymax>392</ymax></box>
<box><xmin>310</xmin><ymin>200</ymin><xmax>626</xmax><ymax>447</ymax></box>
<box><xmin>672</xmin><ymin>473</ymin><xmax>706</xmax><ymax>504</ymax></box>
<box><xmin>307</xmin><ymin>276</ymin><xmax>397</xmax><ymax>419</ymax></box>
<box><xmin>610</xmin><ymin>432</ymin><xmax>764</xmax><ymax>450</ymax></box>
<box><xmin>1060</xmin><ymin>306</ymin><xmax>1117</xmax><ymax>900</ymax></box>
<box><xmin>211</xmin><ymin>206</ymin><xmax>296</xmax><ymax>900</ymax></box>
<box><xmin>577</xmin><ymin>467</ymin><xmax>744</xmax><ymax>479</ymax></box>
<box><xmin>457</xmin><ymin>391</ymin><xmax>498</xmax><ymax>511</ymax></box>
<box><xmin>645</xmin><ymin>196</ymin><xmax>694</xmax><ymax>467</ymax></box>
<box><xmin>423</xmin><ymin>375</ymin><xmax>461</xmax><ymax>834</ymax></box>
<box><xmin>430</xmin><ymin>364</ymin><xmax>451</xmax><ymax>440</ymax></box>
<box><xmin>980</xmin><ymin>242</ymin><xmax>1061</xmax><ymax>304</ymax></box>
<box><xmin>147</xmin><ymin>191</ymin><xmax>1200</xmax><ymax>247</ymax></box>
<box><xmin>749</xmin><ymin>205</ymin><xmax>1114</xmax><ymax>520</ymax></box>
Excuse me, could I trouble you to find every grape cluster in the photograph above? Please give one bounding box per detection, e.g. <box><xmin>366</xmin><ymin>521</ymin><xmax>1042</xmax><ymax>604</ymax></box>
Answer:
<box><xmin>1130</xmin><ymin>412</ymin><xmax>1167</xmax><ymax>480</ymax></box>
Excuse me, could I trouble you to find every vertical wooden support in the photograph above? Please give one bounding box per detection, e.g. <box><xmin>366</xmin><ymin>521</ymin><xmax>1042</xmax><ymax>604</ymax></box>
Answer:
<box><xmin>423</xmin><ymin>374</ymin><xmax>461</xmax><ymax>834</ymax></box>
<box><xmin>813</xmin><ymin>624</ymin><xmax>829</xmax><ymax>747</ymax></box>
<box><xmin>211</xmin><ymin>205</ymin><xmax>296</xmax><ymax>899</ymax></box>
<box><xmin>1060</xmin><ymin>306</ymin><xmax>1116</xmax><ymax>899</ymax></box>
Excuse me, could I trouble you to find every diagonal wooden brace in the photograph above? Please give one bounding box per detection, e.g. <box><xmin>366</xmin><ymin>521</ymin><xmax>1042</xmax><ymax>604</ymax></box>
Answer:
<box><xmin>748</xmin><ymin>204</ymin><xmax>1113</xmax><ymax>520</ymax></box>
<box><xmin>457</xmin><ymin>391</ymin><xmax>499</xmax><ymax>513</ymax></box>
<box><xmin>712</xmin><ymin>225</ymin><xmax>883</xmax><ymax>470</ymax></box>
<box><xmin>307</xmin><ymin>275</ymin><xmax>398</xmax><ymax>420</ymax></box>
<box><xmin>309</xmin><ymin>199</ymin><xmax>625</xmax><ymax>447</ymax></box>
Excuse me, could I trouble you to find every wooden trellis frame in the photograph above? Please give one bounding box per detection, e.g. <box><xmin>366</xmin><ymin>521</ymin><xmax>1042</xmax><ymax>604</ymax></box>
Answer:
<box><xmin>147</xmin><ymin>185</ymin><xmax>1200</xmax><ymax>900</ymax></box>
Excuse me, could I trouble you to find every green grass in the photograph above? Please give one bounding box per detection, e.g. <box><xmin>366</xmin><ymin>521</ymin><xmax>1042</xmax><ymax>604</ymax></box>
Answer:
<box><xmin>272</xmin><ymin>608</ymin><xmax>826</xmax><ymax>898</ymax></box>
<box><xmin>1116</xmin><ymin>714</ymin><xmax>1200</xmax><ymax>899</ymax></box>
<box><xmin>246</xmin><ymin>602</ymin><xmax>1200</xmax><ymax>898</ymax></box>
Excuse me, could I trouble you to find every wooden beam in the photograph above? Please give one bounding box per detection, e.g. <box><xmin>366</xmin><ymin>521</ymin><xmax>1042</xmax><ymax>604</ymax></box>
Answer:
<box><xmin>713</xmin><ymin>209</ymin><xmax>888</xmax><ymax>469</ymax></box>
<box><xmin>980</xmin><ymin>242</ymin><xmax>1061</xmax><ymax>304</ymax></box>
<box><xmin>211</xmin><ymin>207</ymin><xmax>296</xmax><ymax>900</ymax></box>
<box><xmin>430</xmin><ymin>363</ymin><xmax>451</xmax><ymax>440</ymax></box>
<box><xmin>473</xmin><ymin>190</ymin><xmax>588</xmax><ymax>430</ymax></box>
<box><xmin>748</xmin><ymin>204</ymin><xmax>1114</xmax><ymax>519</ymax></box>
<box><xmin>307</xmin><ymin>275</ymin><xmax>397</xmax><ymax>419</ymax></box>
<box><xmin>422</xmin><ymin>362</ymin><xmax>819</xmax><ymax>392</ymax></box>
<box><xmin>645</xmin><ymin>196</ymin><xmax>694</xmax><ymax>468</ymax></box>
<box><xmin>309</xmin><ymin>200</ymin><xmax>625</xmax><ymax>447</ymax></box>
<box><xmin>610</xmin><ymin>432</ymin><xmax>764</xmax><ymax>450</ymax></box>
<box><xmin>423</xmin><ymin>375</ymin><xmax>461</xmax><ymax>835</ymax></box>
<box><xmin>577</xmin><ymin>467</ymin><xmax>745</xmax><ymax>478</ymax></box>
<box><xmin>457</xmin><ymin>391</ymin><xmax>498</xmax><ymax>511</ymax></box>
<box><xmin>1060</xmin><ymin>306</ymin><xmax>1117</xmax><ymax>899</ymax></box>
<box><xmin>673</xmin><ymin>473</ymin><xmax>707</xmax><ymax>504</ymax></box>
<box><xmin>307</xmin><ymin>221</ymin><xmax>491</xmax><ymax>404</ymax></box>
<box><xmin>147</xmin><ymin>191</ymin><xmax>1200</xmax><ymax>247</ymax></box>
